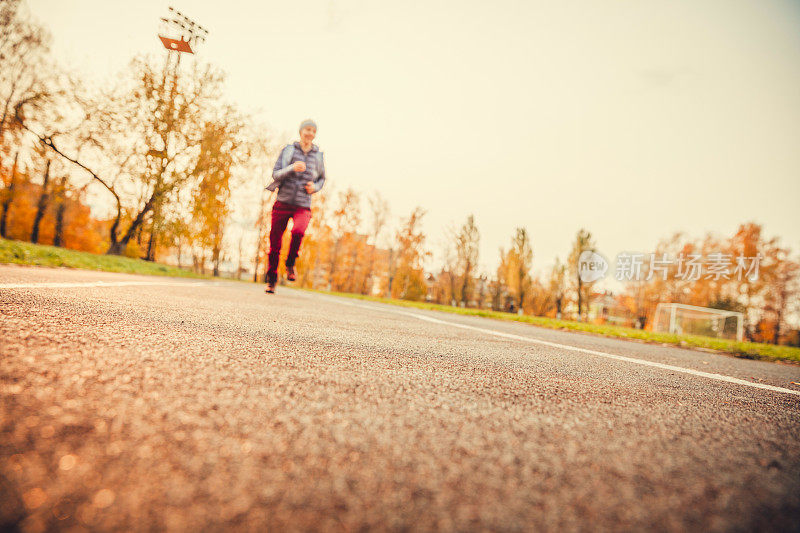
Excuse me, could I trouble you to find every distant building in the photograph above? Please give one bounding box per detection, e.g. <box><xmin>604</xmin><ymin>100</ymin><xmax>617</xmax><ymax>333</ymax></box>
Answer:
<box><xmin>588</xmin><ymin>290</ymin><xmax>635</xmax><ymax>327</ymax></box>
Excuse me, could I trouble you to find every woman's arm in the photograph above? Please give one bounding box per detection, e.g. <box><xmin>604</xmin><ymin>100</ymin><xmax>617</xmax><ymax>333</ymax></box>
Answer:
<box><xmin>311</xmin><ymin>152</ymin><xmax>326</xmax><ymax>193</ymax></box>
<box><xmin>272</xmin><ymin>145</ymin><xmax>294</xmax><ymax>182</ymax></box>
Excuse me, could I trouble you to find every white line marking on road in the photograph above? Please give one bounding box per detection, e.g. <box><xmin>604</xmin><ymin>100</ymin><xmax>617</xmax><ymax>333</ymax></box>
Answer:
<box><xmin>320</xmin><ymin>295</ymin><xmax>800</xmax><ymax>398</ymax></box>
<box><xmin>0</xmin><ymin>280</ymin><xmax>207</xmax><ymax>289</ymax></box>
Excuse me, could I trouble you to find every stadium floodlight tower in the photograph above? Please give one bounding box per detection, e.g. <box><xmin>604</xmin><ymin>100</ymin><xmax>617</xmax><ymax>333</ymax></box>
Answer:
<box><xmin>158</xmin><ymin>6</ymin><xmax>209</xmax><ymax>64</ymax></box>
<box><xmin>652</xmin><ymin>303</ymin><xmax>744</xmax><ymax>342</ymax></box>
<box><xmin>155</xmin><ymin>7</ymin><xmax>209</xmax><ymax>104</ymax></box>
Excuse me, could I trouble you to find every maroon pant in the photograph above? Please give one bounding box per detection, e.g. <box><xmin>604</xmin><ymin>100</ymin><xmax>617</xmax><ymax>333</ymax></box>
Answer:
<box><xmin>266</xmin><ymin>200</ymin><xmax>312</xmax><ymax>284</ymax></box>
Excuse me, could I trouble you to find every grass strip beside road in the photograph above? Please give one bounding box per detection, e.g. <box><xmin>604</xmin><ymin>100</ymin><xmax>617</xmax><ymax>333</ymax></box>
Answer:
<box><xmin>0</xmin><ymin>238</ymin><xmax>207</xmax><ymax>279</ymax></box>
<box><xmin>298</xmin><ymin>288</ymin><xmax>800</xmax><ymax>364</ymax></box>
<box><xmin>2</xmin><ymin>237</ymin><xmax>798</xmax><ymax>363</ymax></box>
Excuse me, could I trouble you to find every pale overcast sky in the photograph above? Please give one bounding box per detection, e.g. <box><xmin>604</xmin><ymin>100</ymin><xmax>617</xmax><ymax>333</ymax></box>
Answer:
<box><xmin>27</xmin><ymin>0</ymin><xmax>800</xmax><ymax>279</ymax></box>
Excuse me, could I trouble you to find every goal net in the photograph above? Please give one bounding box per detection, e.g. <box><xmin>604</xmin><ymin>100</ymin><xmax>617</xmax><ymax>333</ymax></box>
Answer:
<box><xmin>651</xmin><ymin>303</ymin><xmax>744</xmax><ymax>342</ymax></box>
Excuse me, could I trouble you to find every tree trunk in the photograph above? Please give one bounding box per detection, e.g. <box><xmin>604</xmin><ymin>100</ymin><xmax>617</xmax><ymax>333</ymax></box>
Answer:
<box><xmin>107</xmin><ymin>193</ymin><xmax>156</xmax><ymax>255</ymax></box>
<box><xmin>53</xmin><ymin>206</ymin><xmax>66</xmax><ymax>249</ymax></box>
<box><xmin>347</xmin><ymin>246</ymin><xmax>358</xmax><ymax>292</ymax></box>
<box><xmin>52</xmin><ymin>176</ymin><xmax>67</xmax><ymax>247</ymax></box>
<box><xmin>460</xmin><ymin>263</ymin><xmax>471</xmax><ymax>307</ymax></box>
<box><xmin>106</xmin><ymin>239</ymin><xmax>125</xmax><ymax>255</ymax></box>
<box><xmin>145</xmin><ymin>225</ymin><xmax>157</xmax><ymax>260</ymax></box>
<box><xmin>252</xmin><ymin>258</ymin><xmax>259</xmax><ymax>282</ymax></box>
<box><xmin>212</xmin><ymin>245</ymin><xmax>221</xmax><ymax>277</ymax></box>
<box><xmin>145</xmin><ymin>200</ymin><xmax>162</xmax><ymax>261</ymax></box>
<box><xmin>236</xmin><ymin>234</ymin><xmax>244</xmax><ymax>281</ymax></box>
<box><xmin>773</xmin><ymin>282</ymin><xmax>786</xmax><ymax>345</ymax></box>
<box><xmin>301</xmin><ymin>252</ymin><xmax>318</xmax><ymax>288</ymax></box>
<box><xmin>361</xmin><ymin>250</ymin><xmax>376</xmax><ymax>295</ymax></box>
<box><xmin>211</xmin><ymin>224</ymin><xmax>224</xmax><ymax>277</ymax></box>
<box><xmin>30</xmin><ymin>159</ymin><xmax>51</xmax><ymax>244</ymax></box>
<box><xmin>328</xmin><ymin>238</ymin><xmax>341</xmax><ymax>289</ymax></box>
<box><xmin>0</xmin><ymin>152</ymin><xmax>19</xmax><ymax>239</ymax></box>
<box><xmin>105</xmin><ymin>209</ymin><xmax>124</xmax><ymax>254</ymax></box>
<box><xmin>253</xmin><ymin>192</ymin><xmax>271</xmax><ymax>282</ymax></box>
<box><xmin>386</xmin><ymin>248</ymin><xmax>395</xmax><ymax>298</ymax></box>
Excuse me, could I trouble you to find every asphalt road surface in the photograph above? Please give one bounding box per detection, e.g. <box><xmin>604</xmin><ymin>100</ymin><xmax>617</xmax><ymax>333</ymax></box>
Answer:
<box><xmin>1</xmin><ymin>265</ymin><xmax>799</xmax><ymax>532</ymax></box>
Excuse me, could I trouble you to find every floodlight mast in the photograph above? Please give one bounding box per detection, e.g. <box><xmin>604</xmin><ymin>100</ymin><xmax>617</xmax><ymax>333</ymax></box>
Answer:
<box><xmin>159</xmin><ymin>6</ymin><xmax>209</xmax><ymax>62</ymax></box>
<box><xmin>145</xmin><ymin>7</ymin><xmax>209</xmax><ymax>260</ymax></box>
<box><xmin>156</xmin><ymin>6</ymin><xmax>210</xmax><ymax>110</ymax></box>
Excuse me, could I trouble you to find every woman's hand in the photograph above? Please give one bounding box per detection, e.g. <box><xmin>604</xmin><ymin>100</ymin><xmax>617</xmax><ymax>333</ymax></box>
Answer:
<box><xmin>293</xmin><ymin>161</ymin><xmax>306</xmax><ymax>173</ymax></box>
<box><xmin>304</xmin><ymin>182</ymin><xmax>315</xmax><ymax>193</ymax></box>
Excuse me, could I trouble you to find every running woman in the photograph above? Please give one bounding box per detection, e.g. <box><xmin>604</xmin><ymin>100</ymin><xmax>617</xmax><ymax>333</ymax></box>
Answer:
<box><xmin>264</xmin><ymin>119</ymin><xmax>326</xmax><ymax>294</ymax></box>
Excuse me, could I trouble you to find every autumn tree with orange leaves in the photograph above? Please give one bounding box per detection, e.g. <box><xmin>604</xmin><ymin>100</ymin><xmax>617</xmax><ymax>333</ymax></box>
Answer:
<box><xmin>390</xmin><ymin>207</ymin><xmax>429</xmax><ymax>301</ymax></box>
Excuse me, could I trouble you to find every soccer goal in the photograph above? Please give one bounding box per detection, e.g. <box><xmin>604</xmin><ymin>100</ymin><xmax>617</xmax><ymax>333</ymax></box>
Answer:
<box><xmin>651</xmin><ymin>303</ymin><xmax>744</xmax><ymax>342</ymax></box>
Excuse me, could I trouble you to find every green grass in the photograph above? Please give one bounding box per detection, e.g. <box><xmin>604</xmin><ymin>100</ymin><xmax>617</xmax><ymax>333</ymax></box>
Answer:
<box><xmin>297</xmin><ymin>287</ymin><xmax>800</xmax><ymax>364</ymax></box>
<box><xmin>0</xmin><ymin>237</ymin><xmax>208</xmax><ymax>279</ymax></box>
<box><xmin>3</xmin><ymin>236</ymin><xmax>799</xmax><ymax>363</ymax></box>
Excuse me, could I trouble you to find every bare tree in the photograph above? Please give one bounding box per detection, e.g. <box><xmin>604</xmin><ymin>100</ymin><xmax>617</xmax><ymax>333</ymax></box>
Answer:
<box><xmin>27</xmin><ymin>56</ymin><xmax>236</xmax><ymax>256</ymax></box>
<box><xmin>568</xmin><ymin>228</ymin><xmax>596</xmax><ymax>320</ymax></box>
<box><xmin>765</xmin><ymin>249</ymin><xmax>800</xmax><ymax>344</ymax></box>
<box><xmin>475</xmin><ymin>273</ymin><xmax>488</xmax><ymax>309</ymax></box>
<box><xmin>327</xmin><ymin>188</ymin><xmax>361</xmax><ymax>290</ymax></box>
<box><xmin>440</xmin><ymin>223</ymin><xmax>459</xmax><ymax>305</ymax></box>
<box><xmin>361</xmin><ymin>191</ymin><xmax>389</xmax><ymax>295</ymax></box>
<box><xmin>548</xmin><ymin>257</ymin><xmax>567</xmax><ymax>319</ymax></box>
<box><xmin>0</xmin><ymin>0</ymin><xmax>51</xmax><ymax>149</ymax></box>
<box><xmin>505</xmin><ymin>227</ymin><xmax>534</xmax><ymax>313</ymax></box>
<box><xmin>489</xmin><ymin>271</ymin><xmax>505</xmax><ymax>311</ymax></box>
<box><xmin>391</xmin><ymin>207</ymin><xmax>429</xmax><ymax>301</ymax></box>
<box><xmin>455</xmin><ymin>214</ymin><xmax>480</xmax><ymax>307</ymax></box>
